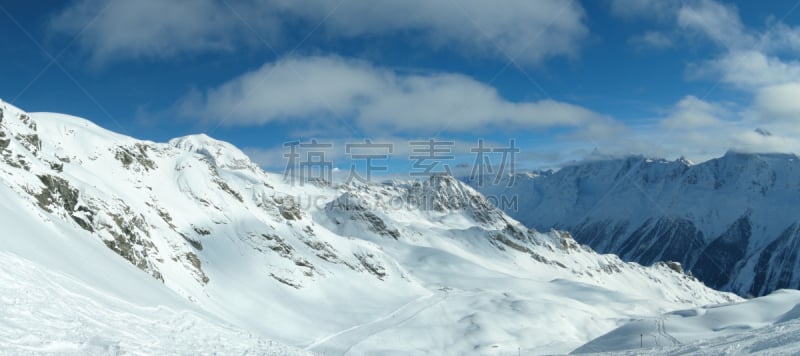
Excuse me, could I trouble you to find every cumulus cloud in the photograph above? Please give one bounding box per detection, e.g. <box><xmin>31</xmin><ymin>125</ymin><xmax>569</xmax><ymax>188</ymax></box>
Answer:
<box><xmin>756</xmin><ymin>82</ymin><xmax>800</xmax><ymax>123</ymax></box>
<box><xmin>177</xmin><ymin>55</ymin><xmax>608</xmax><ymax>133</ymax></box>
<box><xmin>649</xmin><ymin>0</ymin><xmax>800</xmax><ymax>156</ymax></box>
<box><xmin>676</xmin><ymin>1</ymin><xmax>800</xmax><ymax>149</ymax></box>
<box><xmin>688</xmin><ymin>51</ymin><xmax>800</xmax><ymax>89</ymax></box>
<box><xmin>660</xmin><ymin>96</ymin><xmax>724</xmax><ymax>129</ymax></box>
<box><xmin>634</xmin><ymin>89</ymin><xmax>800</xmax><ymax>160</ymax></box>
<box><xmin>676</xmin><ymin>1</ymin><xmax>800</xmax><ymax>91</ymax></box>
<box><xmin>51</xmin><ymin>0</ymin><xmax>588</xmax><ymax>64</ymax></box>
<box><xmin>760</xmin><ymin>23</ymin><xmax>800</xmax><ymax>54</ymax></box>
<box><xmin>567</xmin><ymin>90</ymin><xmax>798</xmax><ymax>162</ymax></box>
<box><xmin>730</xmin><ymin>129</ymin><xmax>800</xmax><ymax>153</ymax></box>
<box><xmin>49</xmin><ymin>0</ymin><xmax>277</xmax><ymax>61</ymax></box>
<box><xmin>677</xmin><ymin>0</ymin><xmax>751</xmax><ymax>48</ymax></box>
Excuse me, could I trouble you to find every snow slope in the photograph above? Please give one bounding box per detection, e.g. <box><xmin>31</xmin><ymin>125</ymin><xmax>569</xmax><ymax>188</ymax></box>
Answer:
<box><xmin>0</xmin><ymin>172</ymin><xmax>307</xmax><ymax>354</ymax></box>
<box><xmin>0</xmin><ymin>99</ymin><xmax>739</xmax><ymax>354</ymax></box>
<box><xmin>573</xmin><ymin>289</ymin><xmax>800</xmax><ymax>355</ymax></box>
<box><xmin>468</xmin><ymin>154</ymin><xmax>800</xmax><ymax>296</ymax></box>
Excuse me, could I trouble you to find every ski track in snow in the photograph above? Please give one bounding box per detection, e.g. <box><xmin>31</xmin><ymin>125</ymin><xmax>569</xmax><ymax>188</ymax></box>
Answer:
<box><xmin>306</xmin><ymin>290</ymin><xmax>450</xmax><ymax>355</ymax></box>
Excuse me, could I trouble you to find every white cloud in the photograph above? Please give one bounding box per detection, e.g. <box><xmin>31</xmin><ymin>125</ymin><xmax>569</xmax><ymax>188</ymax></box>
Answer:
<box><xmin>730</xmin><ymin>129</ymin><xmax>800</xmax><ymax>154</ymax></box>
<box><xmin>609</xmin><ymin>0</ymin><xmax>680</xmax><ymax>21</ymax></box>
<box><xmin>614</xmin><ymin>0</ymin><xmax>800</xmax><ymax>57</ymax></box>
<box><xmin>760</xmin><ymin>23</ymin><xmax>800</xmax><ymax>54</ymax></box>
<box><xmin>676</xmin><ymin>1</ymin><xmax>800</xmax><ymax>91</ymax></box>
<box><xmin>689</xmin><ymin>51</ymin><xmax>800</xmax><ymax>89</ymax></box>
<box><xmin>669</xmin><ymin>1</ymin><xmax>800</xmax><ymax>154</ymax></box>
<box><xmin>628</xmin><ymin>31</ymin><xmax>674</xmax><ymax>50</ymax></box>
<box><xmin>551</xmin><ymin>0</ymin><xmax>800</xmax><ymax>160</ymax></box>
<box><xmin>677</xmin><ymin>0</ymin><xmax>751</xmax><ymax>49</ymax></box>
<box><xmin>51</xmin><ymin>0</ymin><xmax>588</xmax><ymax>64</ymax></box>
<box><xmin>563</xmin><ymin>92</ymin><xmax>800</xmax><ymax>162</ymax></box>
<box><xmin>755</xmin><ymin>82</ymin><xmax>800</xmax><ymax>123</ymax></box>
<box><xmin>178</xmin><ymin>55</ymin><xmax>608</xmax><ymax>133</ymax></box>
<box><xmin>50</xmin><ymin>0</ymin><xmax>278</xmax><ymax>61</ymax></box>
<box><xmin>660</xmin><ymin>96</ymin><xmax>724</xmax><ymax>129</ymax></box>
<box><xmin>288</xmin><ymin>0</ymin><xmax>589</xmax><ymax>63</ymax></box>
<box><xmin>674</xmin><ymin>0</ymin><xmax>800</xmax><ymax>57</ymax></box>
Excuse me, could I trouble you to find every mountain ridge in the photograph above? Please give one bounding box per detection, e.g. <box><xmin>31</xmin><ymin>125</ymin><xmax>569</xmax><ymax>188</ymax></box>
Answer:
<box><xmin>469</xmin><ymin>151</ymin><xmax>800</xmax><ymax>297</ymax></box>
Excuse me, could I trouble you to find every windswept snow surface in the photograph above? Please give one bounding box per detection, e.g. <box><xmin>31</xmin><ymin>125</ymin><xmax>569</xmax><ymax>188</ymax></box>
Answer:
<box><xmin>0</xmin><ymin>100</ymin><xmax>740</xmax><ymax>354</ymax></box>
<box><xmin>573</xmin><ymin>290</ymin><xmax>800</xmax><ymax>355</ymax></box>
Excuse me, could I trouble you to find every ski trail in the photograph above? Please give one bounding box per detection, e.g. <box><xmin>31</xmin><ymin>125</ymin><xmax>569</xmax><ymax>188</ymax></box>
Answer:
<box><xmin>657</xmin><ymin>317</ymin><xmax>681</xmax><ymax>346</ymax></box>
<box><xmin>304</xmin><ymin>291</ymin><xmax>447</xmax><ymax>354</ymax></box>
<box><xmin>340</xmin><ymin>292</ymin><xmax>450</xmax><ymax>355</ymax></box>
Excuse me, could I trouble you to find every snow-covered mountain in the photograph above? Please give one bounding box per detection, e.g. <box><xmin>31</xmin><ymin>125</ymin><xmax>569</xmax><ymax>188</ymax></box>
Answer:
<box><xmin>0</xmin><ymin>100</ymin><xmax>738</xmax><ymax>355</ymax></box>
<box><xmin>468</xmin><ymin>153</ymin><xmax>800</xmax><ymax>297</ymax></box>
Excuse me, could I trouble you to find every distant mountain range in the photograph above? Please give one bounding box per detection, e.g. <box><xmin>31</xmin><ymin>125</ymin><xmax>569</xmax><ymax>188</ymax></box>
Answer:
<box><xmin>468</xmin><ymin>152</ymin><xmax>800</xmax><ymax>297</ymax></box>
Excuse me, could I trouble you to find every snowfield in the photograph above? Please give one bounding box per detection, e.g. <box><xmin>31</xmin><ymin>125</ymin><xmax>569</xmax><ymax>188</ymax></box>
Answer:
<box><xmin>0</xmin><ymin>99</ymin><xmax>780</xmax><ymax>355</ymax></box>
<box><xmin>0</xmin><ymin>178</ymin><xmax>308</xmax><ymax>355</ymax></box>
<box><xmin>574</xmin><ymin>290</ymin><xmax>800</xmax><ymax>355</ymax></box>
<box><xmin>0</xmin><ymin>251</ymin><xmax>308</xmax><ymax>355</ymax></box>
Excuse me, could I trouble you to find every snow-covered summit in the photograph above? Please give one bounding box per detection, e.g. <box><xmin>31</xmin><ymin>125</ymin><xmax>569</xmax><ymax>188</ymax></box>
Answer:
<box><xmin>169</xmin><ymin>133</ymin><xmax>258</xmax><ymax>170</ymax></box>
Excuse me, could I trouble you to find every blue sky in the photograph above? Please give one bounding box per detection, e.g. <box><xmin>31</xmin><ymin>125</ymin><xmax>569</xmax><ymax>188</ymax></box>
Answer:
<box><xmin>1</xmin><ymin>0</ymin><xmax>800</xmax><ymax>175</ymax></box>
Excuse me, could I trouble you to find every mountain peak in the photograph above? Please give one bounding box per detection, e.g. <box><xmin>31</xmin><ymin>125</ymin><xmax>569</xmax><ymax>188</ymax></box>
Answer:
<box><xmin>677</xmin><ymin>156</ymin><xmax>694</xmax><ymax>166</ymax></box>
<box><xmin>169</xmin><ymin>134</ymin><xmax>256</xmax><ymax>170</ymax></box>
